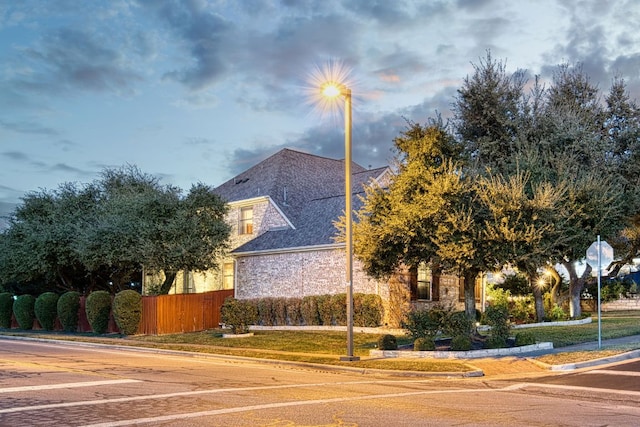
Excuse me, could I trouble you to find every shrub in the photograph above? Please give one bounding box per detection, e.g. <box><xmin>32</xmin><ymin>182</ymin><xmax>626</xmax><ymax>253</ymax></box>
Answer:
<box><xmin>85</xmin><ymin>291</ymin><xmax>112</xmax><ymax>334</ymax></box>
<box><xmin>484</xmin><ymin>304</ymin><xmax>510</xmax><ymax>349</ymax></box>
<box><xmin>413</xmin><ymin>337</ymin><xmax>435</xmax><ymax>351</ymax></box>
<box><xmin>514</xmin><ymin>331</ymin><xmax>536</xmax><ymax>346</ymax></box>
<box><xmin>301</xmin><ymin>296</ymin><xmax>320</xmax><ymax>326</ymax></box>
<box><xmin>486</xmin><ymin>335</ymin><xmax>507</xmax><ymax>349</ymax></box>
<box><xmin>402</xmin><ymin>309</ymin><xmax>439</xmax><ymax>340</ymax></box>
<box><xmin>272</xmin><ymin>298</ymin><xmax>288</xmax><ymax>326</ymax></box>
<box><xmin>510</xmin><ymin>296</ymin><xmax>535</xmax><ymax>323</ymax></box>
<box><xmin>444</xmin><ymin>310</ymin><xmax>473</xmax><ymax>337</ymax></box>
<box><xmin>35</xmin><ymin>292</ymin><xmax>59</xmax><ymax>331</ymax></box>
<box><xmin>316</xmin><ymin>294</ymin><xmax>334</xmax><ymax>325</ymax></box>
<box><xmin>0</xmin><ymin>292</ymin><xmax>14</xmax><ymax>328</ymax></box>
<box><xmin>403</xmin><ymin>305</ymin><xmax>457</xmax><ymax>340</ymax></box>
<box><xmin>286</xmin><ymin>298</ymin><xmax>302</xmax><ymax>326</ymax></box>
<box><xmin>331</xmin><ymin>294</ymin><xmax>347</xmax><ymax>326</ymax></box>
<box><xmin>354</xmin><ymin>293</ymin><xmax>383</xmax><ymax>327</ymax></box>
<box><xmin>377</xmin><ymin>334</ymin><xmax>397</xmax><ymax>350</ymax></box>
<box><xmin>450</xmin><ymin>334</ymin><xmax>472</xmax><ymax>351</ymax></box>
<box><xmin>13</xmin><ymin>295</ymin><xmax>36</xmax><ymax>330</ymax></box>
<box><xmin>256</xmin><ymin>298</ymin><xmax>275</xmax><ymax>326</ymax></box>
<box><xmin>113</xmin><ymin>290</ymin><xmax>142</xmax><ymax>335</ymax></box>
<box><xmin>221</xmin><ymin>297</ymin><xmax>257</xmax><ymax>334</ymax></box>
<box><xmin>57</xmin><ymin>291</ymin><xmax>81</xmax><ymax>332</ymax></box>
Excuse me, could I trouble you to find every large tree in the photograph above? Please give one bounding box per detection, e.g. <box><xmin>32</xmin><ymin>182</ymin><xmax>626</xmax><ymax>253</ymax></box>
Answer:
<box><xmin>0</xmin><ymin>167</ymin><xmax>230</xmax><ymax>294</ymax></box>
<box><xmin>353</xmin><ymin>121</ymin><xmax>492</xmax><ymax>319</ymax></box>
<box><xmin>454</xmin><ymin>56</ymin><xmax>629</xmax><ymax>318</ymax></box>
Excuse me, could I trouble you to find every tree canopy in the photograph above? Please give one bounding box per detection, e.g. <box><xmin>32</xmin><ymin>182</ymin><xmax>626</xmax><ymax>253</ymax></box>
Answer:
<box><xmin>353</xmin><ymin>53</ymin><xmax>639</xmax><ymax>320</ymax></box>
<box><xmin>0</xmin><ymin>166</ymin><xmax>230</xmax><ymax>295</ymax></box>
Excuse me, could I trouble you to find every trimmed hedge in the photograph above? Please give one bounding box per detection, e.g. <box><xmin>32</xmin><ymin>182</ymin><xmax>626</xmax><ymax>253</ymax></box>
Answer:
<box><xmin>0</xmin><ymin>292</ymin><xmax>14</xmax><ymax>328</ymax></box>
<box><xmin>250</xmin><ymin>294</ymin><xmax>384</xmax><ymax>328</ymax></box>
<box><xmin>35</xmin><ymin>292</ymin><xmax>59</xmax><ymax>331</ymax></box>
<box><xmin>13</xmin><ymin>294</ymin><xmax>36</xmax><ymax>330</ymax></box>
<box><xmin>85</xmin><ymin>291</ymin><xmax>112</xmax><ymax>334</ymax></box>
<box><xmin>221</xmin><ymin>297</ymin><xmax>258</xmax><ymax>334</ymax></box>
<box><xmin>354</xmin><ymin>293</ymin><xmax>383</xmax><ymax>327</ymax></box>
<box><xmin>113</xmin><ymin>290</ymin><xmax>142</xmax><ymax>335</ymax></box>
<box><xmin>57</xmin><ymin>291</ymin><xmax>81</xmax><ymax>332</ymax></box>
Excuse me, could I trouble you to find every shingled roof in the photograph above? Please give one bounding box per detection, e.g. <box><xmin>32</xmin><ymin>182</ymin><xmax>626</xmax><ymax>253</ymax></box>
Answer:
<box><xmin>213</xmin><ymin>148</ymin><xmax>388</xmax><ymax>254</ymax></box>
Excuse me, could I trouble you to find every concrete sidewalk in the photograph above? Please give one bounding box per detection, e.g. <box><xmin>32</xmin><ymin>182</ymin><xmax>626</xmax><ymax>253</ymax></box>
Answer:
<box><xmin>551</xmin><ymin>333</ymin><xmax>640</xmax><ymax>352</ymax></box>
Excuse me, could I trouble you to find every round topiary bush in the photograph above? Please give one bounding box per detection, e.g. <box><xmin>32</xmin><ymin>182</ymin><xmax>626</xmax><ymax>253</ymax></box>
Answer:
<box><xmin>450</xmin><ymin>334</ymin><xmax>472</xmax><ymax>351</ymax></box>
<box><xmin>57</xmin><ymin>291</ymin><xmax>81</xmax><ymax>333</ymax></box>
<box><xmin>13</xmin><ymin>294</ymin><xmax>36</xmax><ymax>330</ymax></box>
<box><xmin>377</xmin><ymin>334</ymin><xmax>397</xmax><ymax>350</ymax></box>
<box><xmin>220</xmin><ymin>297</ymin><xmax>258</xmax><ymax>334</ymax></box>
<box><xmin>0</xmin><ymin>292</ymin><xmax>14</xmax><ymax>328</ymax></box>
<box><xmin>113</xmin><ymin>290</ymin><xmax>142</xmax><ymax>335</ymax></box>
<box><xmin>85</xmin><ymin>291</ymin><xmax>112</xmax><ymax>334</ymax></box>
<box><xmin>414</xmin><ymin>337</ymin><xmax>435</xmax><ymax>351</ymax></box>
<box><xmin>35</xmin><ymin>292</ymin><xmax>59</xmax><ymax>331</ymax></box>
<box><xmin>514</xmin><ymin>330</ymin><xmax>536</xmax><ymax>346</ymax></box>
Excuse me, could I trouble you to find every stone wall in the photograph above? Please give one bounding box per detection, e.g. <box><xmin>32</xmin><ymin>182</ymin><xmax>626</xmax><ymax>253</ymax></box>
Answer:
<box><xmin>234</xmin><ymin>248</ymin><xmax>386</xmax><ymax>300</ymax></box>
<box><xmin>602</xmin><ymin>297</ymin><xmax>640</xmax><ymax>311</ymax></box>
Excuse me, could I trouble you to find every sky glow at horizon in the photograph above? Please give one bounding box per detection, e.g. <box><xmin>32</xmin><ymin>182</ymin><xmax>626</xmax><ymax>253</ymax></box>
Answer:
<box><xmin>1</xmin><ymin>0</ymin><xmax>639</xmax><ymax>227</ymax></box>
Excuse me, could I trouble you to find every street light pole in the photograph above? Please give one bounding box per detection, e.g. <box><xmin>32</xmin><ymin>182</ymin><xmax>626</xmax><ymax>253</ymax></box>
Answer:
<box><xmin>341</xmin><ymin>87</ymin><xmax>358</xmax><ymax>362</ymax></box>
<box><xmin>321</xmin><ymin>82</ymin><xmax>358</xmax><ymax>362</ymax></box>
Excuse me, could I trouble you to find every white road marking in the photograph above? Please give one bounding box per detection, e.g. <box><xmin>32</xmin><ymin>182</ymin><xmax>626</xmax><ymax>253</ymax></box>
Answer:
<box><xmin>0</xmin><ymin>379</ymin><xmax>140</xmax><ymax>394</ymax></box>
<box><xmin>82</xmin><ymin>385</ymin><xmax>527</xmax><ymax>427</ymax></box>
<box><xmin>585</xmin><ymin>369</ymin><xmax>640</xmax><ymax>377</ymax></box>
<box><xmin>519</xmin><ymin>381</ymin><xmax>640</xmax><ymax>397</ymax></box>
<box><xmin>0</xmin><ymin>379</ymin><xmax>491</xmax><ymax>415</ymax></box>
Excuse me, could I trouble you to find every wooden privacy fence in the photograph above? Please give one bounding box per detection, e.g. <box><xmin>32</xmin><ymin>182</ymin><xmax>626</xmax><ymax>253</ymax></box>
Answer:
<box><xmin>10</xmin><ymin>289</ymin><xmax>234</xmax><ymax>335</ymax></box>
<box><xmin>137</xmin><ymin>289</ymin><xmax>234</xmax><ymax>335</ymax></box>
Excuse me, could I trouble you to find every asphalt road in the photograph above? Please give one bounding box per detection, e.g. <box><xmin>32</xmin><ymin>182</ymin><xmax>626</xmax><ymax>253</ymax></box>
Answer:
<box><xmin>1</xmin><ymin>337</ymin><xmax>640</xmax><ymax>426</ymax></box>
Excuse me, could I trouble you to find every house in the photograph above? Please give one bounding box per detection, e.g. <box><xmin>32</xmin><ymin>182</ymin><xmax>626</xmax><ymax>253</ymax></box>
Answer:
<box><xmin>159</xmin><ymin>148</ymin><xmax>470</xmax><ymax>318</ymax></box>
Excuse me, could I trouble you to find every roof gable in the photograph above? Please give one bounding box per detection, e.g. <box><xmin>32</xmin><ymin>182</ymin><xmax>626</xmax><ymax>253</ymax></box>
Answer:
<box><xmin>214</xmin><ymin>148</ymin><xmax>389</xmax><ymax>254</ymax></box>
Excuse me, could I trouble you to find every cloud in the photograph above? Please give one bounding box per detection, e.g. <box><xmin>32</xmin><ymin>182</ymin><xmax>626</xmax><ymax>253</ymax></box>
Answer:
<box><xmin>142</xmin><ymin>0</ymin><xmax>236</xmax><ymax>91</ymax></box>
<box><xmin>3</xmin><ymin>151</ymin><xmax>34</xmax><ymax>162</ymax></box>
<box><xmin>0</xmin><ymin>119</ymin><xmax>59</xmax><ymax>136</ymax></box>
<box><xmin>342</xmin><ymin>0</ymin><xmax>413</xmax><ymax>27</ymax></box>
<box><xmin>15</xmin><ymin>27</ymin><xmax>144</xmax><ymax>96</ymax></box>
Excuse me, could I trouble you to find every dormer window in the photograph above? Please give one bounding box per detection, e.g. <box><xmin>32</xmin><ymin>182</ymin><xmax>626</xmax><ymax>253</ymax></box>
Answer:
<box><xmin>239</xmin><ymin>206</ymin><xmax>253</xmax><ymax>235</ymax></box>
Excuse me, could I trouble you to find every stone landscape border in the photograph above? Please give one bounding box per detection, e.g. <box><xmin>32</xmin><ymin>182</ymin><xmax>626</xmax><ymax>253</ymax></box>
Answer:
<box><xmin>370</xmin><ymin>342</ymin><xmax>554</xmax><ymax>359</ymax></box>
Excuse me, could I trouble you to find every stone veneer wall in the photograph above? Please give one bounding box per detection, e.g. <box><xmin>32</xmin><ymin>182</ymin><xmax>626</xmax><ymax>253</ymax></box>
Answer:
<box><xmin>234</xmin><ymin>247</ymin><xmax>387</xmax><ymax>300</ymax></box>
<box><xmin>602</xmin><ymin>297</ymin><xmax>640</xmax><ymax>311</ymax></box>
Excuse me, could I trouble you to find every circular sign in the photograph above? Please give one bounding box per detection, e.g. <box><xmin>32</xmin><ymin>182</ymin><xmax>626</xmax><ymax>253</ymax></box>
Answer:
<box><xmin>586</xmin><ymin>240</ymin><xmax>614</xmax><ymax>274</ymax></box>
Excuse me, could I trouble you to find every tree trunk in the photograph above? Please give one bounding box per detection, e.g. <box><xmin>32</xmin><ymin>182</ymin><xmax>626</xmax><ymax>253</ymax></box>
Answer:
<box><xmin>563</xmin><ymin>261</ymin><xmax>591</xmax><ymax>318</ymax></box>
<box><xmin>548</xmin><ymin>267</ymin><xmax>563</xmax><ymax>306</ymax></box>
<box><xmin>159</xmin><ymin>271</ymin><xmax>177</xmax><ymax>295</ymax></box>
<box><xmin>463</xmin><ymin>270</ymin><xmax>477</xmax><ymax>321</ymax></box>
<box><xmin>532</xmin><ymin>282</ymin><xmax>545</xmax><ymax>322</ymax></box>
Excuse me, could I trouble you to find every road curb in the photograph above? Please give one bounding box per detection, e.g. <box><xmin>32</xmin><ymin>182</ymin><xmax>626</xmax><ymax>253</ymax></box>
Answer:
<box><xmin>0</xmin><ymin>334</ymin><xmax>481</xmax><ymax>378</ymax></box>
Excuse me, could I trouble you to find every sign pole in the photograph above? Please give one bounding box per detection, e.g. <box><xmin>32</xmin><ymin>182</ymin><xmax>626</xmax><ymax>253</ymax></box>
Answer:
<box><xmin>597</xmin><ymin>235</ymin><xmax>602</xmax><ymax>349</ymax></box>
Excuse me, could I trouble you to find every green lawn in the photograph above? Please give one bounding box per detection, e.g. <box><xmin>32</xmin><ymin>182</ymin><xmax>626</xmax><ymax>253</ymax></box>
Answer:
<box><xmin>2</xmin><ymin>311</ymin><xmax>639</xmax><ymax>373</ymax></box>
<box><xmin>520</xmin><ymin>311</ymin><xmax>640</xmax><ymax>347</ymax></box>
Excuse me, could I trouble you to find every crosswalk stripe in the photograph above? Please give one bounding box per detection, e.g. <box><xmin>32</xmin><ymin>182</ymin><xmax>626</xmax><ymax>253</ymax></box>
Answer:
<box><xmin>0</xmin><ymin>379</ymin><xmax>140</xmax><ymax>394</ymax></box>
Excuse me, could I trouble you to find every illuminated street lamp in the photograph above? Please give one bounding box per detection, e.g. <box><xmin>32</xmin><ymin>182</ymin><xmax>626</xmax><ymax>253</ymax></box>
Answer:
<box><xmin>321</xmin><ymin>82</ymin><xmax>359</xmax><ymax>361</ymax></box>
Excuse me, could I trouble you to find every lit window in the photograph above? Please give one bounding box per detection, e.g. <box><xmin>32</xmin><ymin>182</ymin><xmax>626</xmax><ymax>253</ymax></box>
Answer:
<box><xmin>182</xmin><ymin>271</ymin><xmax>196</xmax><ymax>294</ymax></box>
<box><xmin>223</xmin><ymin>262</ymin><xmax>234</xmax><ymax>289</ymax></box>
<box><xmin>239</xmin><ymin>206</ymin><xmax>253</xmax><ymax>235</ymax></box>
<box><xmin>409</xmin><ymin>263</ymin><xmax>434</xmax><ymax>301</ymax></box>
<box><xmin>416</xmin><ymin>263</ymin><xmax>431</xmax><ymax>300</ymax></box>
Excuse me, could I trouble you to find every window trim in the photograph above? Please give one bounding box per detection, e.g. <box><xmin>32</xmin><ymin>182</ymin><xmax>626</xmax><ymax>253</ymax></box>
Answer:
<box><xmin>239</xmin><ymin>206</ymin><xmax>253</xmax><ymax>235</ymax></box>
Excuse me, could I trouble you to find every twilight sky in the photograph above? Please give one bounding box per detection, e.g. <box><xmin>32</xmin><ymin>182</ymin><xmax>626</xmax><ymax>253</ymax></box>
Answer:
<box><xmin>2</xmin><ymin>0</ymin><xmax>640</xmax><ymax>226</ymax></box>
